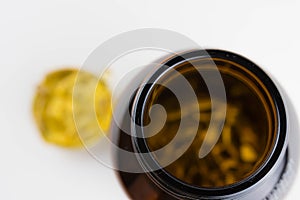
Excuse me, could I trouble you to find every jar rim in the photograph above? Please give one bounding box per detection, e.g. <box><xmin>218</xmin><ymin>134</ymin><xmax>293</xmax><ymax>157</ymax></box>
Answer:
<box><xmin>131</xmin><ymin>49</ymin><xmax>288</xmax><ymax>198</ymax></box>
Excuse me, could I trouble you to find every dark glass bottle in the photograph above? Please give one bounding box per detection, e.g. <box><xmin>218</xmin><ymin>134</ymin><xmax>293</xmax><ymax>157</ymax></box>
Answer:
<box><xmin>112</xmin><ymin>50</ymin><xmax>289</xmax><ymax>200</ymax></box>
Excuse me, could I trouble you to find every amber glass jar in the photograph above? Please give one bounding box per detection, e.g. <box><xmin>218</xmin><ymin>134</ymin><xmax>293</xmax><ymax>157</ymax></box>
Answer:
<box><xmin>113</xmin><ymin>49</ymin><xmax>288</xmax><ymax>200</ymax></box>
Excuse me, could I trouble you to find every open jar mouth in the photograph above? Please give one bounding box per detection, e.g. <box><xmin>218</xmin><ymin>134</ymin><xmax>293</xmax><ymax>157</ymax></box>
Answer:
<box><xmin>131</xmin><ymin>50</ymin><xmax>287</xmax><ymax>198</ymax></box>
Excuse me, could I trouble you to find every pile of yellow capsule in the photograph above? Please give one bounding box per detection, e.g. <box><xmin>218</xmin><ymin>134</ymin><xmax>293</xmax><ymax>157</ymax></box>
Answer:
<box><xmin>147</xmin><ymin>98</ymin><xmax>263</xmax><ymax>187</ymax></box>
<box><xmin>33</xmin><ymin>69</ymin><xmax>111</xmax><ymax>148</ymax></box>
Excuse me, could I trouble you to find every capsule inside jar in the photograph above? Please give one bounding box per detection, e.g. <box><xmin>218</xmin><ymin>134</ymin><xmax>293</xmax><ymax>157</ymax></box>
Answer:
<box><xmin>144</xmin><ymin>57</ymin><xmax>277</xmax><ymax>188</ymax></box>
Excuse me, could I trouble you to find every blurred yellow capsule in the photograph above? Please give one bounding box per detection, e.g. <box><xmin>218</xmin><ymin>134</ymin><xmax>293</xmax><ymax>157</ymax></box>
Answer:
<box><xmin>240</xmin><ymin>144</ymin><xmax>258</xmax><ymax>163</ymax></box>
<box><xmin>33</xmin><ymin>68</ymin><xmax>112</xmax><ymax>148</ymax></box>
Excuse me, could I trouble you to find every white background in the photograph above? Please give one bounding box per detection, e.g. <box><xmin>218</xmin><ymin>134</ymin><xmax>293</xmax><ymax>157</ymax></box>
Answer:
<box><xmin>0</xmin><ymin>0</ymin><xmax>299</xmax><ymax>199</ymax></box>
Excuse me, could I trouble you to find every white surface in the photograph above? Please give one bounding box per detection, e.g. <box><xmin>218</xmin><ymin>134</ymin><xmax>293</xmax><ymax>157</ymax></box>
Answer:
<box><xmin>0</xmin><ymin>0</ymin><xmax>300</xmax><ymax>199</ymax></box>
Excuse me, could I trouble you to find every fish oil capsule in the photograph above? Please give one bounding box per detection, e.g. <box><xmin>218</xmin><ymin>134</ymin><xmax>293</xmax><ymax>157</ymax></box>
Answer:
<box><xmin>33</xmin><ymin>68</ymin><xmax>111</xmax><ymax>148</ymax></box>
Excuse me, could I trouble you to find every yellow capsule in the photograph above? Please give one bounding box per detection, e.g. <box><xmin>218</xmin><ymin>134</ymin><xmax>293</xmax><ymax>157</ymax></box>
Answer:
<box><xmin>220</xmin><ymin>159</ymin><xmax>238</xmax><ymax>172</ymax></box>
<box><xmin>240</xmin><ymin>144</ymin><xmax>258</xmax><ymax>163</ymax></box>
<box><xmin>225</xmin><ymin>173</ymin><xmax>236</xmax><ymax>185</ymax></box>
<box><xmin>32</xmin><ymin>68</ymin><xmax>112</xmax><ymax>148</ymax></box>
<box><xmin>222</xmin><ymin>126</ymin><xmax>232</xmax><ymax>146</ymax></box>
